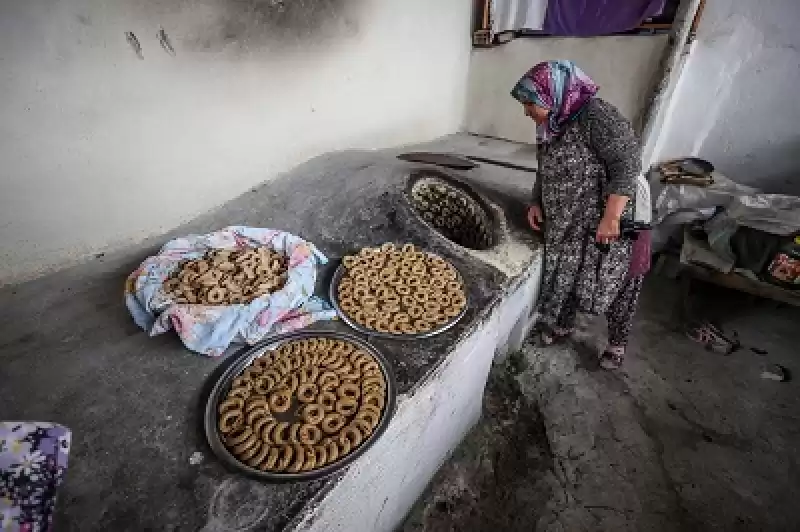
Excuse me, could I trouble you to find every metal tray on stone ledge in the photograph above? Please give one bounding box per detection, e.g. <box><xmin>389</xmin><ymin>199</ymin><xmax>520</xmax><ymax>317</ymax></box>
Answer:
<box><xmin>329</xmin><ymin>250</ymin><xmax>469</xmax><ymax>340</ymax></box>
<box><xmin>204</xmin><ymin>330</ymin><xmax>397</xmax><ymax>482</ymax></box>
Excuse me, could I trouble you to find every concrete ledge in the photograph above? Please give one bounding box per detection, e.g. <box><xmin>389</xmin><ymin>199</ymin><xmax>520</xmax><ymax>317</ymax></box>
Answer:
<box><xmin>288</xmin><ymin>260</ymin><xmax>541</xmax><ymax>532</ymax></box>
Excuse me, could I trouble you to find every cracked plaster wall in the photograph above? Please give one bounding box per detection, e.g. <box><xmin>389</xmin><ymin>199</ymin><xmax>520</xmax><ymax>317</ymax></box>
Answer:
<box><xmin>464</xmin><ymin>35</ymin><xmax>669</xmax><ymax>143</ymax></box>
<box><xmin>0</xmin><ymin>0</ymin><xmax>472</xmax><ymax>285</ymax></box>
<box><xmin>650</xmin><ymin>0</ymin><xmax>800</xmax><ymax>194</ymax></box>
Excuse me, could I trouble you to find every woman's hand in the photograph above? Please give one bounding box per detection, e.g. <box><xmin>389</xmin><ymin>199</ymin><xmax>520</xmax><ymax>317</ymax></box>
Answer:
<box><xmin>527</xmin><ymin>204</ymin><xmax>544</xmax><ymax>231</ymax></box>
<box><xmin>596</xmin><ymin>215</ymin><xmax>620</xmax><ymax>244</ymax></box>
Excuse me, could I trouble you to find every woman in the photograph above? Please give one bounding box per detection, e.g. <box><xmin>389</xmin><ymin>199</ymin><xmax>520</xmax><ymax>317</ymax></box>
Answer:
<box><xmin>511</xmin><ymin>60</ymin><xmax>651</xmax><ymax>370</ymax></box>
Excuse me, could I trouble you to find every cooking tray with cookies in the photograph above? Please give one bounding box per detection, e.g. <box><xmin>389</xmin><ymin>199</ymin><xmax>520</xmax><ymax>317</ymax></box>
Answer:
<box><xmin>204</xmin><ymin>330</ymin><xmax>396</xmax><ymax>482</ymax></box>
<box><xmin>330</xmin><ymin>243</ymin><xmax>468</xmax><ymax>339</ymax></box>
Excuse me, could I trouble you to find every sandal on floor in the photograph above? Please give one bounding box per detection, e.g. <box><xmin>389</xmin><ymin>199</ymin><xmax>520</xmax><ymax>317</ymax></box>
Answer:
<box><xmin>686</xmin><ymin>321</ymin><xmax>739</xmax><ymax>354</ymax></box>
<box><xmin>599</xmin><ymin>350</ymin><xmax>624</xmax><ymax>370</ymax></box>
<box><xmin>535</xmin><ymin>327</ymin><xmax>573</xmax><ymax>346</ymax></box>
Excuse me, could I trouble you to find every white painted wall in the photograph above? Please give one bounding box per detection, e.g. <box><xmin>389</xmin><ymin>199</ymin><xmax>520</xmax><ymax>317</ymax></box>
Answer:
<box><xmin>0</xmin><ymin>0</ymin><xmax>472</xmax><ymax>284</ymax></box>
<box><xmin>650</xmin><ymin>0</ymin><xmax>800</xmax><ymax>194</ymax></box>
<box><xmin>464</xmin><ymin>35</ymin><xmax>669</xmax><ymax>143</ymax></box>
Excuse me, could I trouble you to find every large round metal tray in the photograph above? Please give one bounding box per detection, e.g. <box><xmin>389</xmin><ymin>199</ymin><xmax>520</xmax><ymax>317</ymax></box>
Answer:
<box><xmin>204</xmin><ymin>330</ymin><xmax>397</xmax><ymax>482</ymax></box>
<box><xmin>329</xmin><ymin>250</ymin><xmax>468</xmax><ymax>340</ymax></box>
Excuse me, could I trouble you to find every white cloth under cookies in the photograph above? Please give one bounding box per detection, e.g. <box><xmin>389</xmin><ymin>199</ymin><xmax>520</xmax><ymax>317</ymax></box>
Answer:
<box><xmin>125</xmin><ymin>226</ymin><xmax>336</xmax><ymax>356</ymax></box>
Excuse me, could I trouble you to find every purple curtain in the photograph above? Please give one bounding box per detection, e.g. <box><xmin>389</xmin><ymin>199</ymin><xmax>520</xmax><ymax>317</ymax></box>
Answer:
<box><xmin>543</xmin><ymin>0</ymin><xmax>666</xmax><ymax>36</ymax></box>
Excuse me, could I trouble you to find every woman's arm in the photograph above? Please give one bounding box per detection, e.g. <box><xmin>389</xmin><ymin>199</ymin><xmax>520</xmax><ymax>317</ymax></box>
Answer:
<box><xmin>531</xmin><ymin>176</ymin><xmax>542</xmax><ymax>205</ymax></box>
<box><xmin>604</xmin><ymin>194</ymin><xmax>629</xmax><ymax>221</ymax></box>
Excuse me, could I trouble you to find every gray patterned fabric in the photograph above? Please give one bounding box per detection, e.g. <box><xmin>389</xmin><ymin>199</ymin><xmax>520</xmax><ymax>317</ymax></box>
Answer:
<box><xmin>534</xmin><ymin>97</ymin><xmax>641</xmax><ymax>329</ymax></box>
<box><xmin>607</xmin><ymin>275</ymin><xmax>644</xmax><ymax>348</ymax></box>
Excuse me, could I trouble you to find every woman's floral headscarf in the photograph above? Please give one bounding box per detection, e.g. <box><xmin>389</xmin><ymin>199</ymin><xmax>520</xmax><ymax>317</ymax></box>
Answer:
<box><xmin>511</xmin><ymin>60</ymin><xmax>598</xmax><ymax>142</ymax></box>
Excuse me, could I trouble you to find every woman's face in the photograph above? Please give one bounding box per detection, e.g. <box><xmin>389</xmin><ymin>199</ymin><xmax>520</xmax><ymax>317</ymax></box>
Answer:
<box><xmin>523</xmin><ymin>103</ymin><xmax>549</xmax><ymax>124</ymax></box>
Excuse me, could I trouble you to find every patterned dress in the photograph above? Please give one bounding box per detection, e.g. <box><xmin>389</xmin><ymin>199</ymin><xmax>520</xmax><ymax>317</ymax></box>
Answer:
<box><xmin>533</xmin><ymin>97</ymin><xmax>642</xmax><ymax>344</ymax></box>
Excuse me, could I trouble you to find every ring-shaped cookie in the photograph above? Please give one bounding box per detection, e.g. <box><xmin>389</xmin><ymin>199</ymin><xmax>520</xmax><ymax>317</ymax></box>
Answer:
<box><xmin>395</xmin><ymin>285</ymin><xmax>412</xmax><ymax>296</ymax></box>
<box><xmin>318</xmin><ymin>392</ymin><xmax>337</xmax><ymax>412</ymax></box>
<box><xmin>260</xmin><ymin>420</ymin><xmax>278</xmax><ymax>444</ymax></box>
<box><xmin>288</xmin><ymin>423</ymin><xmax>302</xmax><ymax>445</ymax></box>
<box><xmin>388</xmin><ymin>321</ymin><xmax>404</xmax><ymax>335</ymax></box>
<box><xmin>422</xmin><ymin>311</ymin><xmax>440</xmax><ymax>323</ymax></box>
<box><xmin>299</xmin><ymin>424</ymin><xmax>323</xmax><ymax>445</ymax></box>
<box><xmin>325</xmin><ymin>439</ymin><xmax>340</xmax><ymax>463</ymax></box>
<box><xmin>233</xmin><ymin>432</ymin><xmax>260</xmax><ymax>455</ymax></box>
<box><xmin>423</xmin><ymin>299</ymin><xmax>441</xmax><ymax>312</ymax></box>
<box><xmin>228</xmin><ymin>387</ymin><xmax>251</xmax><ymax>400</ymax></box>
<box><xmin>337</xmin><ymin>382</ymin><xmax>361</xmax><ymax>400</ymax></box>
<box><xmin>335</xmin><ymin>398</ymin><xmax>359</xmax><ymax>416</ymax></box>
<box><xmin>245</xmin><ymin>407</ymin><xmax>271</xmax><ymax>427</ymax></box>
<box><xmin>226</xmin><ymin>426</ymin><xmax>253</xmax><ymax>447</ymax></box>
<box><xmin>301</xmin><ymin>403</ymin><xmax>326</xmax><ymax>425</ymax></box>
<box><xmin>337</xmin><ymin>436</ymin><xmax>352</xmax><ymax>456</ymax></box>
<box><xmin>245</xmin><ymin>397</ymin><xmax>269</xmax><ymax>414</ymax></box>
<box><xmin>218</xmin><ymin>397</ymin><xmax>244</xmax><ymax>414</ymax></box>
<box><xmin>321</xmin><ymin>413</ymin><xmax>346</xmax><ymax>434</ymax></box>
<box><xmin>362</xmin><ymin>392</ymin><xmax>386</xmax><ymax>411</ymax></box>
<box><xmin>407</xmin><ymin>305</ymin><xmax>425</xmax><ymax>319</ymax></box>
<box><xmin>359</xmin><ymin>360</ymin><xmax>380</xmax><ymax>375</ymax></box>
<box><xmin>352</xmin><ymin>418</ymin><xmax>374</xmax><ymax>437</ymax></box>
<box><xmin>219</xmin><ymin>410</ymin><xmax>244</xmax><ymax>434</ymax></box>
<box><xmin>246</xmin><ymin>442</ymin><xmax>270</xmax><ymax>468</ymax></box>
<box><xmin>450</xmin><ymin>294</ymin><xmax>467</xmax><ymax>308</ymax></box>
<box><xmin>300</xmin><ymin>446</ymin><xmax>317</xmax><ymax>472</ymax></box>
<box><xmin>275</xmin><ymin>444</ymin><xmax>293</xmax><ymax>471</ymax></box>
<box><xmin>263</xmin><ymin>447</ymin><xmax>281</xmax><ymax>471</ymax></box>
<box><xmin>268</xmin><ymin>389</ymin><xmax>292</xmax><ymax>413</ymax></box>
<box><xmin>440</xmin><ymin>268</ymin><xmax>458</xmax><ymax>281</ymax></box>
<box><xmin>356</xmin><ymin>408</ymin><xmax>381</xmax><ymax>429</ymax></box>
<box><xmin>271</xmin><ymin>422</ymin><xmax>291</xmax><ymax>445</ymax></box>
<box><xmin>339</xmin><ymin>426</ymin><xmax>363</xmax><ymax>448</ymax></box>
<box><xmin>296</xmin><ymin>383</ymin><xmax>319</xmax><ymax>403</ymax></box>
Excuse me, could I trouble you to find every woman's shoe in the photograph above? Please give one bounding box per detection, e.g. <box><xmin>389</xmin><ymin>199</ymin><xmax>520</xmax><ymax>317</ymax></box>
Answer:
<box><xmin>533</xmin><ymin>326</ymin><xmax>573</xmax><ymax>347</ymax></box>
<box><xmin>599</xmin><ymin>348</ymin><xmax>624</xmax><ymax>370</ymax></box>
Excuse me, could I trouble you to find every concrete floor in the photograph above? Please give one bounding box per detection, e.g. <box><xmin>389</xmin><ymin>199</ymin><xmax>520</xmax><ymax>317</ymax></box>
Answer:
<box><xmin>402</xmin><ymin>275</ymin><xmax>800</xmax><ymax>532</ymax></box>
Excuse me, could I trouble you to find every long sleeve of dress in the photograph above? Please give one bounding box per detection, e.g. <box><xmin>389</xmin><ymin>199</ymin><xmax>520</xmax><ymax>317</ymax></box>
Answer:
<box><xmin>586</xmin><ymin>100</ymin><xmax>640</xmax><ymax>198</ymax></box>
<box><xmin>531</xmin><ymin>174</ymin><xmax>542</xmax><ymax>204</ymax></box>
<box><xmin>531</xmin><ymin>143</ymin><xmax>545</xmax><ymax>204</ymax></box>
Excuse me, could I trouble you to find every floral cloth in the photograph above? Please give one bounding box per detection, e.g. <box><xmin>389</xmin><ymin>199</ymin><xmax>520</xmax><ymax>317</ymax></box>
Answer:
<box><xmin>0</xmin><ymin>422</ymin><xmax>71</xmax><ymax>532</ymax></box>
<box><xmin>510</xmin><ymin>59</ymin><xmax>599</xmax><ymax>142</ymax></box>
<box><xmin>627</xmin><ymin>229</ymin><xmax>652</xmax><ymax>279</ymax></box>
<box><xmin>125</xmin><ymin>226</ymin><xmax>337</xmax><ymax>356</ymax></box>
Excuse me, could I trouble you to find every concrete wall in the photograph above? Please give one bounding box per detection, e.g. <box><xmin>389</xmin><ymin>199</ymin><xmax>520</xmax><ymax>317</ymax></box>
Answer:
<box><xmin>650</xmin><ymin>0</ymin><xmax>800</xmax><ymax>194</ymax></box>
<box><xmin>464</xmin><ymin>35</ymin><xmax>669</xmax><ymax>143</ymax></box>
<box><xmin>288</xmin><ymin>258</ymin><xmax>542</xmax><ymax>532</ymax></box>
<box><xmin>0</xmin><ymin>0</ymin><xmax>472</xmax><ymax>284</ymax></box>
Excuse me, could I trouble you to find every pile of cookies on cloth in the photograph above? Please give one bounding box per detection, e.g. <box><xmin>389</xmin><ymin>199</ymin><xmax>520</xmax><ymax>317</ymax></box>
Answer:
<box><xmin>125</xmin><ymin>226</ymin><xmax>336</xmax><ymax>356</ymax></box>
